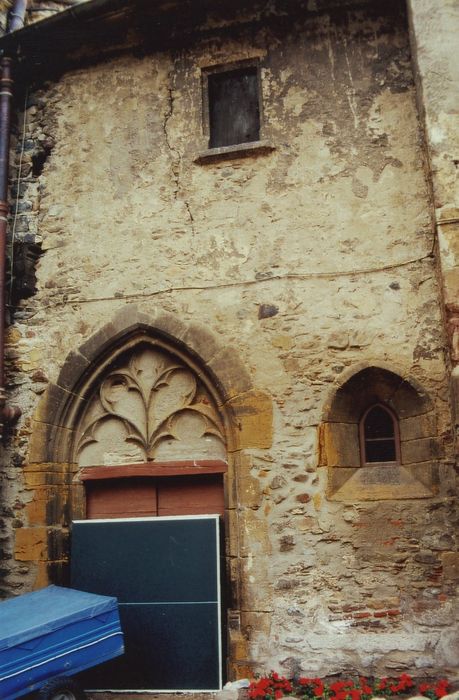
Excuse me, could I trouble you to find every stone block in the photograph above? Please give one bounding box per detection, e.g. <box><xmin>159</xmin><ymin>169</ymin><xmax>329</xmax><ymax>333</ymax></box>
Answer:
<box><xmin>70</xmin><ymin>482</ymin><xmax>86</xmax><ymax>520</ymax></box>
<box><xmin>29</xmin><ymin>417</ymin><xmax>76</xmax><ymax>464</ymax></box>
<box><xmin>78</xmin><ymin>321</ymin><xmax>119</xmax><ymax>361</ymax></box>
<box><xmin>34</xmin><ymin>562</ymin><xmax>51</xmax><ymax>590</ymax></box>
<box><xmin>237</xmin><ymin>474</ymin><xmax>263</xmax><ymax>509</ymax></box>
<box><xmin>112</xmin><ymin>304</ymin><xmax>153</xmax><ymax>329</ymax></box>
<box><xmin>401</xmin><ymin>437</ymin><xmax>440</xmax><ymax>464</ymax></box>
<box><xmin>271</xmin><ymin>334</ymin><xmax>293</xmax><ymax>350</ymax></box>
<box><xmin>228</xmin><ymin>390</ymin><xmax>272</xmax><ymax>450</ymax></box>
<box><xmin>328</xmin><ymin>463</ymin><xmax>436</xmax><ymax>501</ymax></box>
<box><xmin>25</xmin><ymin>485</ymin><xmax>65</xmax><ymax>526</ymax></box>
<box><xmin>319</xmin><ymin>422</ymin><xmax>360</xmax><ymax>467</ymax></box>
<box><xmin>152</xmin><ymin>312</ymin><xmax>188</xmax><ymax>343</ymax></box>
<box><xmin>23</xmin><ymin>462</ymin><xmax>72</xmax><ymax>487</ymax></box>
<box><xmin>399</xmin><ymin>411</ymin><xmax>437</xmax><ymax>441</ymax></box>
<box><xmin>391</xmin><ymin>380</ymin><xmax>432</xmax><ymax>417</ymax></box>
<box><xmin>33</xmin><ymin>559</ymin><xmax>69</xmax><ymax>590</ymax></box>
<box><xmin>227</xmin><ymin>508</ymin><xmax>270</xmax><ymax>558</ymax></box>
<box><xmin>182</xmin><ymin>322</ymin><xmax>221</xmax><ymax>362</ymax></box>
<box><xmin>32</xmin><ymin>383</ymin><xmax>72</xmax><ymax>426</ymax></box>
<box><xmin>28</xmin><ymin>420</ymin><xmax>53</xmax><ymax>464</ymax></box>
<box><xmin>238</xmin><ymin>556</ymin><xmax>273</xmax><ymax>611</ymax></box>
<box><xmin>15</xmin><ymin>527</ymin><xmax>48</xmax><ymax>561</ymax></box>
<box><xmin>208</xmin><ymin>347</ymin><xmax>252</xmax><ymax>400</ymax></box>
<box><xmin>442</xmin><ymin>552</ymin><xmax>459</xmax><ymax>580</ymax></box>
<box><xmin>56</xmin><ymin>350</ymin><xmax>90</xmax><ymax>392</ymax></box>
<box><xmin>228</xmin><ymin>630</ymin><xmax>250</xmax><ymax>662</ymax></box>
<box><xmin>240</xmin><ymin>611</ymin><xmax>272</xmax><ymax>640</ymax></box>
<box><xmin>327</xmin><ymin>331</ymin><xmax>348</xmax><ymax>349</ymax></box>
<box><xmin>443</xmin><ymin>267</ymin><xmax>459</xmax><ymax>306</ymax></box>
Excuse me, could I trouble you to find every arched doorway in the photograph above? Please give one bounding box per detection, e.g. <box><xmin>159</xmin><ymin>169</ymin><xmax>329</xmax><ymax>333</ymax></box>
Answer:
<box><xmin>75</xmin><ymin>341</ymin><xmax>227</xmax><ymax>518</ymax></box>
<box><xmin>69</xmin><ymin>338</ymin><xmax>229</xmax><ymax>691</ymax></box>
<box><xmin>25</xmin><ymin>306</ymin><xmax>273</xmax><ymax>685</ymax></box>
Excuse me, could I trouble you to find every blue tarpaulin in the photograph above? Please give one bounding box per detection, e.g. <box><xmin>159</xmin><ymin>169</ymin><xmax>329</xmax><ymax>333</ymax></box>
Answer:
<box><xmin>0</xmin><ymin>585</ymin><xmax>119</xmax><ymax>651</ymax></box>
<box><xmin>0</xmin><ymin>585</ymin><xmax>124</xmax><ymax>700</ymax></box>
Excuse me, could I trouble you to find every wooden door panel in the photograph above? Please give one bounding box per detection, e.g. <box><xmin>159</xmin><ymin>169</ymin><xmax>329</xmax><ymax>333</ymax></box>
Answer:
<box><xmin>158</xmin><ymin>475</ymin><xmax>224</xmax><ymax>517</ymax></box>
<box><xmin>86</xmin><ymin>478</ymin><xmax>157</xmax><ymax>519</ymax></box>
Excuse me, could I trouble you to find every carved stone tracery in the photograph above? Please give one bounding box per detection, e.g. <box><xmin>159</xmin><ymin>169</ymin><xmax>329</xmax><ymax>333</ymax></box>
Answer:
<box><xmin>76</xmin><ymin>345</ymin><xmax>226</xmax><ymax>467</ymax></box>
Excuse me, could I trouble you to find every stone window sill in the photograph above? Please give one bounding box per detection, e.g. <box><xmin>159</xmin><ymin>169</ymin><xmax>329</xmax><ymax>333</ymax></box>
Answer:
<box><xmin>194</xmin><ymin>139</ymin><xmax>275</xmax><ymax>164</ymax></box>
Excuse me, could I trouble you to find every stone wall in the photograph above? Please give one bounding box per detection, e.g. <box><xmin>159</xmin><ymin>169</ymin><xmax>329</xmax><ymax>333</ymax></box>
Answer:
<box><xmin>407</xmin><ymin>0</ymin><xmax>459</xmax><ymax>442</ymax></box>
<box><xmin>1</xmin><ymin>0</ymin><xmax>458</xmax><ymax>681</ymax></box>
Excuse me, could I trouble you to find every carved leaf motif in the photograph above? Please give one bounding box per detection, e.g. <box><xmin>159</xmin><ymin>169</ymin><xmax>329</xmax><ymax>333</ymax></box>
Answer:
<box><xmin>76</xmin><ymin>345</ymin><xmax>225</xmax><ymax>466</ymax></box>
<box><xmin>186</xmin><ymin>402</ymin><xmax>225</xmax><ymax>435</ymax></box>
<box><xmin>149</xmin><ymin>368</ymin><xmax>197</xmax><ymax>440</ymax></box>
<box><xmin>99</xmin><ymin>373</ymin><xmax>147</xmax><ymax>447</ymax></box>
<box><xmin>77</xmin><ymin>415</ymin><xmax>146</xmax><ymax>467</ymax></box>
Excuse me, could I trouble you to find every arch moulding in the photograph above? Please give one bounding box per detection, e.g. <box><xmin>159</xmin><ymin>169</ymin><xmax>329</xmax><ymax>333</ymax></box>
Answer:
<box><xmin>29</xmin><ymin>305</ymin><xmax>273</xmax><ymax>465</ymax></box>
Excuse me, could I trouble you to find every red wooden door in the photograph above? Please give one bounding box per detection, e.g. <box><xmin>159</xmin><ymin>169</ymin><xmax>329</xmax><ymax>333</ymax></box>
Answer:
<box><xmin>83</xmin><ymin>462</ymin><xmax>226</xmax><ymax>520</ymax></box>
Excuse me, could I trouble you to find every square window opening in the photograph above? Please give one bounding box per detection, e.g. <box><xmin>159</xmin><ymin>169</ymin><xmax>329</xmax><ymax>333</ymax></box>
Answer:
<box><xmin>206</xmin><ymin>65</ymin><xmax>261</xmax><ymax>149</ymax></box>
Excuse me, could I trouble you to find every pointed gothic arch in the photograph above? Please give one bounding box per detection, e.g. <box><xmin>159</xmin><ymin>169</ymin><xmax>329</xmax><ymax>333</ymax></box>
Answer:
<box><xmin>23</xmin><ymin>306</ymin><xmax>273</xmax><ymax>678</ymax></box>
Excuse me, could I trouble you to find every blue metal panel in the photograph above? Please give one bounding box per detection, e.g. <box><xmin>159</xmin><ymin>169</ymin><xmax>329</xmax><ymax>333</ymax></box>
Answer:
<box><xmin>0</xmin><ymin>586</ymin><xmax>124</xmax><ymax>700</ymax></box>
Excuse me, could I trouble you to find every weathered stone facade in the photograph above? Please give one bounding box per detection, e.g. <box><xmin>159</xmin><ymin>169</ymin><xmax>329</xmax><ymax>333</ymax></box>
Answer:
<box><xmin>0</xmin><ymin>0</ymin><xmax>458</xmax><ymax>684</ymax></box>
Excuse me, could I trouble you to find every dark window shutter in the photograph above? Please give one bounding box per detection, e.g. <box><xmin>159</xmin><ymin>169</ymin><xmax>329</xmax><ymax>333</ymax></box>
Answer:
<box><xmin>208</xmin><ymin>67</ymin><xmax>260</xmax><ymax>148</ymax></box>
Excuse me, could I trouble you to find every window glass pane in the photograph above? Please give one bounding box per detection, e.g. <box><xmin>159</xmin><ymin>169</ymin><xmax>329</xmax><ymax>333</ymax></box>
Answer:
<box><xmin>364</xmin><ymin>405</ymin><xmax>394</xmax><ymax>439</ymax></box>
<box><xmin>365</xmin><ymin>438</ymin><xmax>397</xmax><ymax>463</ymax></box>
<box><xmin>208</xmin><ymin>67</ymin><xmax>260</xmax><ymax>148</ymax></box>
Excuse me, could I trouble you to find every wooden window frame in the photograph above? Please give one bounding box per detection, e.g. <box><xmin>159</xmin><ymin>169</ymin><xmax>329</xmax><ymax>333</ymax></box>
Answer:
<box><xmin>197</xmin><ymin>59</ymin><xmax>274</xmax><ymax>163</ymax></box>
<box><xmin>359</xmin><ymin>403</ymin><xmax>401</xmax><ymax>466</ymax></box>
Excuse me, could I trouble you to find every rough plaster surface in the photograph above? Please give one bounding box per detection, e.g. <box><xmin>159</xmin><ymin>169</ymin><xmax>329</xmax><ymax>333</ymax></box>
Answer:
<box><xmin>0</xmin><ymin>0</ymin><xmax>458</xmax><ymax>682</ymax></box>
<box><xmin>407</xmin><ymin>0</ymin><xmax>459</xmax><ymax>410</ymax></box>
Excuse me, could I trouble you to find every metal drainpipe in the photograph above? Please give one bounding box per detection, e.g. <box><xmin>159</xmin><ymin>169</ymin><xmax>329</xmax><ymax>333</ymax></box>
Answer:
<box><xmin>0</xmin><ymin>0</ymin><xmax>28</xmax><ymax>430</ymax></box>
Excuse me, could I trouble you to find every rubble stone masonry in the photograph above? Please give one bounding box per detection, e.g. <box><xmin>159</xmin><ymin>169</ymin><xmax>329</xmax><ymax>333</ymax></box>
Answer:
<box><xmin>0</xmin><ymin>0</ymin><xmax>458</xmax><ymax>683</ymax></box>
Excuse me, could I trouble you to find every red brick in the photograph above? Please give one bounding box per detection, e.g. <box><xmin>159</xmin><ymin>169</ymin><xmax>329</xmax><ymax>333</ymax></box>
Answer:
<box><xmin>387</xmin><ymin>609</ymin><xmax>401</xmax><ymax>616</ymax></box>
<box><xmin>353</xmin><ymin>612</ymin><xmax>371</xmax><ymax>619</ymax></box>
<box><xmin>373</xmin><ymin>611</ymin><xmax>388</xmax><ymax>618</ymax></box>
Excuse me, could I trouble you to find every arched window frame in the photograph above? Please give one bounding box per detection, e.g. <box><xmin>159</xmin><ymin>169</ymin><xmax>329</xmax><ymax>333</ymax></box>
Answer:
<box><xmin>359</xmin><ymin>403</ymin><xmax>401</xmax><ymax>466</ymax></box>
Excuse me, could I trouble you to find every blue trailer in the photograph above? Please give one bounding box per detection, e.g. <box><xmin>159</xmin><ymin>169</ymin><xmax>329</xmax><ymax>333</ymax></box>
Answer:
<box><xmin>0</xmin><ymin>585</ymin><xmax>124</xmax><ymax>700</ymax></box>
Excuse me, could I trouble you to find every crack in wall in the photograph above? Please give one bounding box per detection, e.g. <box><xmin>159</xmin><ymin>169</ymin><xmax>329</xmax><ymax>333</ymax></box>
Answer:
<box><xmin>163</xmin><ymin>81</ymin><xmax>196</xmax><ymax>235</ymax></box>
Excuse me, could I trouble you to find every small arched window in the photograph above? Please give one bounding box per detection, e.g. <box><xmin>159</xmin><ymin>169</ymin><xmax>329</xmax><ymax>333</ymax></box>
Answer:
<box><xmin>360</xmin><ymin>404</ymin><xmax>400</xmax><ymax>465</ymax></box>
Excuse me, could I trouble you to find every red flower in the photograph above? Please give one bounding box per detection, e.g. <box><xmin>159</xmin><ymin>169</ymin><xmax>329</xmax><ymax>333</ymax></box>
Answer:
<box><xmin>330</xmin><ymin>682</ymin><xmax>346</xmax><ymax>693</ymax></box>
<box><xmin>436</xmin><ymin>680</ymin><xmax>450</xmax><ymax>696</ymax></box>
<box><xmin>298</xmin><ymin>678</ymin><xmax>311</xmax><ymax>686</ymax></box>
<box><xmin>419</xmin><ymin>683</ymin><xmax>432</xmax><ymax>694</ymax></box>
<box><xmin>400</xmin><ymin>674</ymin><xmax>414</xmax><ymax>689</ymax></box>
